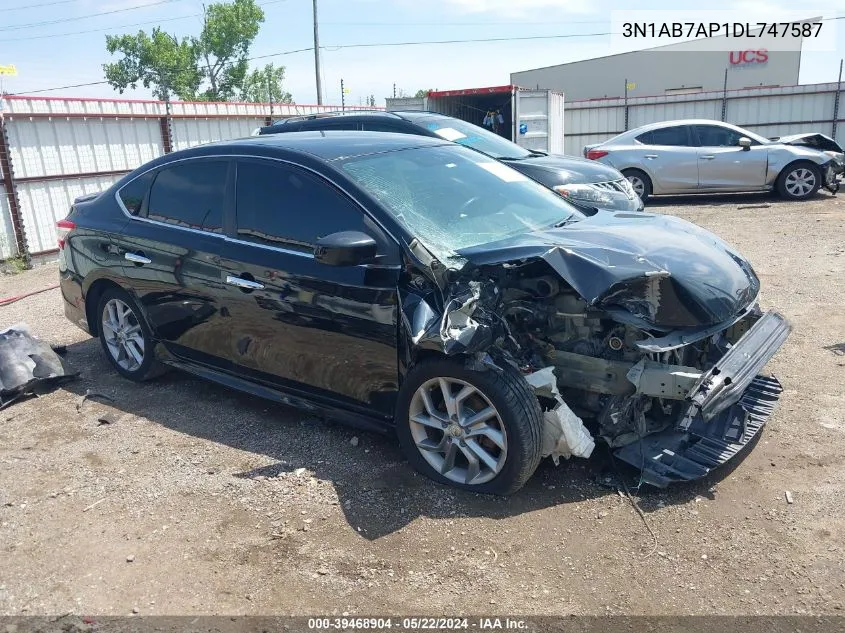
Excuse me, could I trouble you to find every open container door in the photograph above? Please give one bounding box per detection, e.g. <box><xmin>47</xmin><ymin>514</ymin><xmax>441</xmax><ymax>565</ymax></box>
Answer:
<box><xmin>514</xmin><ymin>89</ymin><xmax>565</xmax><ymax>154</ymax></box>
<box><xmin>425</xmin><ymin>85</ymin><xmax>517</xmax><ymax>142</ymax></box>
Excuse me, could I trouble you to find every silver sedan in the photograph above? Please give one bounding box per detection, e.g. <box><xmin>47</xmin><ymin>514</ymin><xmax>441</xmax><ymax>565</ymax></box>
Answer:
<box><xmin>584</xmin><ymin>119</ymin><xmax>839</xmax><ymax>203</ymax></box>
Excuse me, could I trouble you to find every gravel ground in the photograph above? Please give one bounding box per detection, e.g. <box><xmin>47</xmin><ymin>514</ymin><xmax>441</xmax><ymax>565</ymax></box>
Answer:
<box><xmin>1</xmin><ymin>191</ymin><xmax>844</xmax><ymax>616</ymax></box>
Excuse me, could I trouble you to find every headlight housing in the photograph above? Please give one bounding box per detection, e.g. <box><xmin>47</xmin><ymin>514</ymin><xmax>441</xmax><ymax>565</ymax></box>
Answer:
<box><xmin>553</xmin><ymin>183</ymin><xmax>615</xmax><ymax>205</ymax></box>
<box><xmin>553</xmin><ymin>179</ymin><xmax>640</xmax><ymax>211</ymax></box>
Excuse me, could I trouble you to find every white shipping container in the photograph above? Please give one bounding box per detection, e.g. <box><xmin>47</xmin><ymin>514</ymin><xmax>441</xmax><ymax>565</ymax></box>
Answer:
<box><xmin>387</xmin><ymin>86</ymin><xmax>566</xmax><ymax>155</ymax></box>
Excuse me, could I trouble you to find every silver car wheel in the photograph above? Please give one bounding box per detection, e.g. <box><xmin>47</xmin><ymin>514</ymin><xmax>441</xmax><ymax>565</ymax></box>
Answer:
<box><xmin>101</xmin><ymin>298</ymin><xmax>145</xmax><ymax>372</ymax></box>
<box><xmin>627</xmin><ymin>175</ymin><xmax>645</xmax><ymax>198</ymax></box>
<box><xmin>408</xmin><ymin>377</ymin><xmax>508</xmax><ymax>486</ymax></box>
<box><xmin>784</xmin><ymin>167</ymin><xmax>816</xmax><ymax>197</ymax></box>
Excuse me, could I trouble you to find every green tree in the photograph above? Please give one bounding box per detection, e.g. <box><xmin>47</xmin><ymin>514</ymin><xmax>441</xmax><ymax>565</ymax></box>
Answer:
<box><xmin>414</xmin><ymin>88</ymin><xmax>433</xmax><ymax>98</ymax></box>
<box><xmin>197</xmin><ymin>0</ymin><xmax>264</xmax><ymax>101</ymax></box>
<box><xmin>104</xmin><ymin>28</ymin><xmax>201</xmax><ymax>101</ymax></box>
<box><xmin>239</xmin><ymin>63</ymin><xmax>293</xmax><ymax>103</ymax></box>
<box><xmin>103</xmin><ymin>0</ymin><xmax>266</xmax><ymax>102</ymax></box>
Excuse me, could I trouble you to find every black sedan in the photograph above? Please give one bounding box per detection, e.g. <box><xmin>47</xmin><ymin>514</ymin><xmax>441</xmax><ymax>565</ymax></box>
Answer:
<box><xmin>257</xmin><ymin>111</ymin><xmax>644</xmax><ymax>214</ymax></box>
<box><xmin>58</xmin><ymin>132</ymin><xmax>789</xmax><ymax>493</ymax></box>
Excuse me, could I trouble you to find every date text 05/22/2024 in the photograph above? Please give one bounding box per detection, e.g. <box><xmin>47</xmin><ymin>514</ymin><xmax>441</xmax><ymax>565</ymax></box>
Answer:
<box><xmin>307</xmin><ymin>617</ymin><xmax>529</xmax><ymax>630</ymax></box>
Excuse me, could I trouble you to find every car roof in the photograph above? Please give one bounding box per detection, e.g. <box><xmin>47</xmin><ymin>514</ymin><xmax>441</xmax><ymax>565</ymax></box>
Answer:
<box><xmin>269</xmin><ymin>110</ymin><xmax>456</xmax><ymax>127</ymax></box>
<box><xmin>629</xmin><ymin>119</ymin><xmax>733</xmax><ymax>133</ymax></box>
<box><xmin>177</xmin><ymin>130</ymin><xmax>451</xmax><ymax>161</ymax></box>
<box><xmin>271</xmin><ymin>110</ymin><xmax>403</xmax><ymax>125</ymax></box>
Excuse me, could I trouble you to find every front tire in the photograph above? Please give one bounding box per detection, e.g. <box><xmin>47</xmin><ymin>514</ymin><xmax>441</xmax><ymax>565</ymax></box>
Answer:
<box><xmin>776</xmin><ymin>162</ymin><xmax>821</xmax><ymax>200</ymax></box>
<box><xmin>396</xmin><ymin>359</ymin><xmax>543</xmax><ymax>495</ymax></box>
<box><xmin>623</xmin><ymin>169</ymin><xmax>652</xmax><ymax>204</ymax></box>
<box><xmin>96</xmin><ymin>288</ymin><xmax>164</xmax><ymax>382</ymax></box>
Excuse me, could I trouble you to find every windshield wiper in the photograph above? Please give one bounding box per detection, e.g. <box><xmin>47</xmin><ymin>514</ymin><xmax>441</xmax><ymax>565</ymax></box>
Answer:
<box><xmin>553</xmin><ymin>214</ymin><xmax>579</xmax><ymax>228</ymax></box>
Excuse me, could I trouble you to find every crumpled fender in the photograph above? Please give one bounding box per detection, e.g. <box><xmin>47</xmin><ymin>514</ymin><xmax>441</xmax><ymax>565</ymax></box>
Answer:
<box><xmin>457</xmin><ymin>211</ymin><xmax>761</xmax><ymax>329</ymax></box>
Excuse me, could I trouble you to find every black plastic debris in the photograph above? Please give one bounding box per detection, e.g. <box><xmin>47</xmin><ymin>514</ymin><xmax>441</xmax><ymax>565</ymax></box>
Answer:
<box><xmin>0</xmin><ymin>324</ymin><xmax>77</xmax><ymax>410</ymax></box>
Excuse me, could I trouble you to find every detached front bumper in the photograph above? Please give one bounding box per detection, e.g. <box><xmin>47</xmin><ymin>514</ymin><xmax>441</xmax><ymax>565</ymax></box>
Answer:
<box><xmin>823</xmin><ymin>163</ymin><xmax>841</xmax><ymax>193</ymax></box>
<box><xmin>615</xmin><ymin>311</ymin><xmax>792</xmax><ymax>487</ymax></box>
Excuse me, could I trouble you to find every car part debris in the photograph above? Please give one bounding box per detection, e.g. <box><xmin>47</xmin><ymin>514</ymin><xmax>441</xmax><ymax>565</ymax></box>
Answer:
<box><xmin>525</xmin><ymin>367</ymin><xmax>595</xmax><ymax>463</ymax></box>
<box><xmin>82</xmin><ymin>498</ymin><xmax>106</xmax><ymax>512</ymax></box>
<box><xmin>0</xmin><ymin>324</ymin><xmax>76</xmax><ymax>410</ymax></box>
<box><xmin>75</xmin><ymin>388</ymin><xmax>115</xmax><ymax>413</ymax></box>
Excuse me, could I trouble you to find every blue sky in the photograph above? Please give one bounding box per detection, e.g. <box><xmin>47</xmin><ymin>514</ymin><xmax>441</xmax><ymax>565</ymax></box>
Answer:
<box><xmin>1</xmin><ymin>0</ymin><xmax>843</xmax><ymax>105</ymax></box>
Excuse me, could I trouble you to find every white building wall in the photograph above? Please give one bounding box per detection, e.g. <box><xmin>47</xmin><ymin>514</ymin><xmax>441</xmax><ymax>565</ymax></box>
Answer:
<box><xmin>0</xmin><ymin>183</ymin><xmax>15</xmax><ymax>260</ymax></box>
<box><xmin>563</xmin><ymin>82</ymin><xmax>844</xmax><ymax>155</ymax></box>
<box><xmin>17</xmin><ymin>176</ymin><xmax>124</xmax><ymax>255</ymax></box>
<box><xmin>7</xmin><ymin>117</ymin><xmax>162</xmax><ymax>179</ymax></box>
<box><xmin>171</xmin><ymin>117</ymin><xmax>265</xmax><ymax>151</ymax></box>
<box><xmin>511</xmin><ymin>35</ymin><xmax>802</xmax><ymax>101</ymax></box>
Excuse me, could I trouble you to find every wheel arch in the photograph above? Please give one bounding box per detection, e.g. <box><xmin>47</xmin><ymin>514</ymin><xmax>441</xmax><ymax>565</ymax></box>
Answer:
<box><xmin>621</xmin><ymin>167</ymin><xmax>655</xmax><ymax>196</ymax></box>
<box><xmin>85</xmin><ymin>278</ymin><xmax>124</xmax><ymax>337</ymax></box>
<box><xmin>84</xmin><ymin>278</ymin><xmax>152</xmax><ymax>338</ymax></box>
<box><xmin>775</xmin><ymin>159</ymin><xmax>822</xmax><ymax>198</ymax></box>
<box><xmin>776</xmin><ymin>158</ymin><xmax>821</xmax><ymax>181</ymax></box>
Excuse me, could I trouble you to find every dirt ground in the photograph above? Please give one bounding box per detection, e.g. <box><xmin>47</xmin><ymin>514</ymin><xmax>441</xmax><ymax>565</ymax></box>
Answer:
<box><xmin>1</xmin><ymin>191</ymin><xmax>844</xmax><ymax>617</ymax></box>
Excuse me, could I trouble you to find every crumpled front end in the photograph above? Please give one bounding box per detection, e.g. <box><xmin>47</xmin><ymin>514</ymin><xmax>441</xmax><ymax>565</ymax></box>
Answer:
<box><xmin>399</xmin><ymin>211</ymin><xmax>791</xmax><ymax>486</ymax></box>
<box><xmin>613</xmin><ymin>310</ymin><xmax>790</xmax><ymax>487</ymax></box>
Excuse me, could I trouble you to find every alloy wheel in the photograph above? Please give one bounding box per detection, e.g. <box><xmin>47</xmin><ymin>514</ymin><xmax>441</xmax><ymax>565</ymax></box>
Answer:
<box><xmin>784</xmin><ymin>167</ymin><xmax>816</xmax><ymax>197</ymax></box>
<box><xmin>408</xmin><ymin>377</ymin><xmax>508</xmax><ymax>486</ymax></box>
<box><xmin>627</xmin><ymin>175</ymin><xmax>645</xmax><ymax>198</ymax></box>
<box><xmin>101</xmin><ymin>298</ymin><xmax>145</xmax><ymax>372</ymax></box>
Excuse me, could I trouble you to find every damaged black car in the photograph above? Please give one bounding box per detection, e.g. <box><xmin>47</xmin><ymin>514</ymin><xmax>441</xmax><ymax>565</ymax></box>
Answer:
<box><xmin>58</xmin><ymin>131</ymin><xmax>791</xmax><ymax>494</ymax></box>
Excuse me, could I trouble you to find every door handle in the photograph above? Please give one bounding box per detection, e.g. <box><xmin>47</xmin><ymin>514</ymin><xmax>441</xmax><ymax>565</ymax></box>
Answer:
<box><xmin>700</xmin><ymin>155</ymin><xmax>715</xmax><ymax>160</ymax></box>
<box><xmin>644</xmin><ymin>154</ymin><xmax>658</xmax><ymax>159</ymax></box>
<box><xmin>124</xmin><ymin>252</ymin><xmax>151</xmax><ymax>265</ymax></box>
<box><xmin>226</xmin><ymin>275</ymin><xmax>265</xmax><ymax>290</ymax></box>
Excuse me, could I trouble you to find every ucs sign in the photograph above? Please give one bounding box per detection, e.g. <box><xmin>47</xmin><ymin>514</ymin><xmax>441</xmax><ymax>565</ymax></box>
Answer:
<box><xmin>729</xmin><ymin>49</ymin><xmax>769</xmax><ymax>66</ymax></box>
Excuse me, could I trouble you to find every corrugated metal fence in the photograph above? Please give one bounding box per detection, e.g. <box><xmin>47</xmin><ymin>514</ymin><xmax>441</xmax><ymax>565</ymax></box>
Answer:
<box><xmin>0</xmin><ymin>96</ymin><xmax>380</xmax><ymax>260</ymax></box>
<box><xmin>564</xmin><ymin>81</ymin><xmax>844</xmax><ymax>155</ymax></box>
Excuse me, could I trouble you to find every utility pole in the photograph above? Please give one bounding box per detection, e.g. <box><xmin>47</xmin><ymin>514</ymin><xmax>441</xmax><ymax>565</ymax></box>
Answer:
<box><xmin>623</xmin><ymin>78</ymin><xmax>629</xmax><ymax>131</ymax></box>
<box><xmin>341</xmin><ymin>78</ymin><xmax>345</xmax><ymax>112</ymax></box>
<box><xmin>393</xmin><ymin>83</ymin><xmax>396</xmax><ymax>98</ymax></box>
<box><xmin>832</xmin><ymin>58</ymin><xmax>843</xmax><ymax>141</ymax></box>
<box><xmin>312</xmin><ymin>0</ymin><xmax>323</xmax><ymax>105</ymax></box>
<box><xmin>267</xmin><ymin>68</ymin><xmax>274</xmax><ymax>120</ymax></box>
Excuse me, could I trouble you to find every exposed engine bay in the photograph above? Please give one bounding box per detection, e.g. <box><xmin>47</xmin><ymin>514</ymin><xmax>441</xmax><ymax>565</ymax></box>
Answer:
<box><xmin>495</xmin><ymin>259</ymin><xmax>758</xmax><ymax>447</ymax></box>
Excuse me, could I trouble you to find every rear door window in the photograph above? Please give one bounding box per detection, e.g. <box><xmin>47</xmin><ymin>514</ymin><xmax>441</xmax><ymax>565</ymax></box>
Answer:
<box><xmin>695</xmin><ymin>125</ymin><xmax>746</xmax><ymax>147</ymax></box>
<box><xmin>146</xmin><ymin>160</ymin><xmax>229</xmax><ymax>234</ymax></box>
<box><xmin>234</xmin><ymin>159</ymin><xmax>368</xmax><ymax>252</ymax></box>
<box><xmin>638</xmin><ymin>126</ymin><xmax>693</xmax><ymax>146</ymax></box>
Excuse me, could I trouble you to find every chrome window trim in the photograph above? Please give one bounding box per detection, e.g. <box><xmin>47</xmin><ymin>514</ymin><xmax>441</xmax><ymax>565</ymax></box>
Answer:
<box><xmin>113</xmin><ymin>153</ymin><xmax>404</xmax><ymax>269</ymax></box>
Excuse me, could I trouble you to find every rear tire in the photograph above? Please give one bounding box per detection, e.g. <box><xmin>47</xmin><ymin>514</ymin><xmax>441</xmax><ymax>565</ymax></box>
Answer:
<box><xmin>96</xmin><ymin>287</ymin><xmax>166</xmax><ymax>382</ymax></box>
<box><xmin>776</xmin><ymin>162</ymin><xmax>821</xmax><ymax>200</ymax></box>
<box><xmin>396</xmin><ymin>358</ymin><xmax>543</xmax><ymax>495</ymax></box>
<box><xmin>623</xmin><ymin>169</ymin><xmax>652</xmax><ymax>204</ymax></box>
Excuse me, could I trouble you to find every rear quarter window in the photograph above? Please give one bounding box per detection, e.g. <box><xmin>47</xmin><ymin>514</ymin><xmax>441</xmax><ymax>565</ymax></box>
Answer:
<box><xmin>118</xmin><ymin>172</ymin><xmax>154</xmax><ymax>215</ymax></box>
<box><xmin>635</xmin><ymin>131</ymin><xmax>652</xmax><ymax>144</ymax></box>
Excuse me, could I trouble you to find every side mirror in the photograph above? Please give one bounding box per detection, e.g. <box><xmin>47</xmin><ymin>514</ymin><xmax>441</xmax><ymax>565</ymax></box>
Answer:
<box><xmin>314</xmin><ymin>231</ymin><xmax>377</xmax><ymax>266</ymax></box>
<box><xmin>738</xmin><ymin>137</ymin><xmax>752</xmax><ymax>150</ymax></box>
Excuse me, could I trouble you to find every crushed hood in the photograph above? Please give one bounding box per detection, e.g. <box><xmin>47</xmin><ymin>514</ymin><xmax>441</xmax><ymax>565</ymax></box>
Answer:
<box><xmin>458</xmin><ymin>211</ymin><xmax>760</xmax><ymax>329</ymax></box>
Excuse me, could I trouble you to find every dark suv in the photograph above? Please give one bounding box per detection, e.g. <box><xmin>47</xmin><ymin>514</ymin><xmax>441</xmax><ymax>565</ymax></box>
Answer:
<box><xmin>257</xmin><ymin>111</ymin><xmax>644</xmax><ymax>214</ymax></box>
